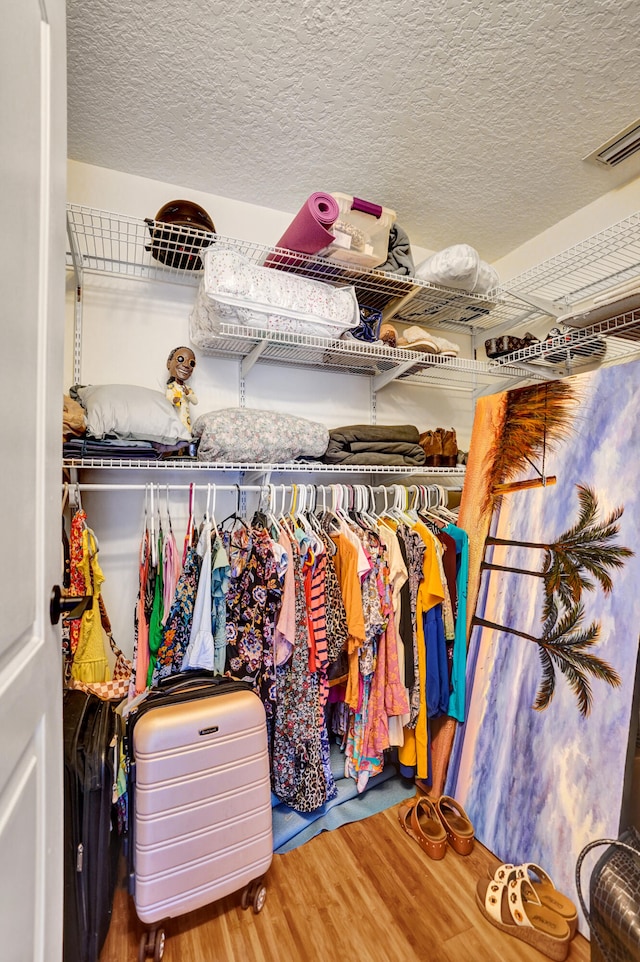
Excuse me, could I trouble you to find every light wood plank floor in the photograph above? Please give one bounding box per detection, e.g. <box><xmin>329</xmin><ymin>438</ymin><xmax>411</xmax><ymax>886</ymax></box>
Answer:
<box><xmin>101</xmin><ymin>802</ymin><xmax>590</xmax><ymax>962</ymax></box>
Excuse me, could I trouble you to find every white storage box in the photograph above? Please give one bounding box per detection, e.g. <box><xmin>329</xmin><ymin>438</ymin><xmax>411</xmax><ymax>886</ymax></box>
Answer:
<box><xmin>189</xmin><ymin>246</ymin><xmax>359</xmax><ymax>348</ymax></box>
<box><xmin>320</xmin><ymin>192</ymin><xmax>396</xmax><ymax>269</ymax></box>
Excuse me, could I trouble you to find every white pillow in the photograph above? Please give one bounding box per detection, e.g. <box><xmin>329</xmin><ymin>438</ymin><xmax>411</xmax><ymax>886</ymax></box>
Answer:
<box><xmin>414</xmin><ymin>244</ymin><xmax>480</xmax><ymax>290</ymax></box>
<box><xmin>71</xmin><ymin>384</ymin><xmax>192</xmax><ymax>444</ymax></box>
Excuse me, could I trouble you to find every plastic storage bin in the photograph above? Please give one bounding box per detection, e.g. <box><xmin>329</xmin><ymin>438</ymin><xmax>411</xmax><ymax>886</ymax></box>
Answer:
<box><xmin>320</xmin><ymin>192</ymin><xmax>396</xmax><ymax>268</ymax></box>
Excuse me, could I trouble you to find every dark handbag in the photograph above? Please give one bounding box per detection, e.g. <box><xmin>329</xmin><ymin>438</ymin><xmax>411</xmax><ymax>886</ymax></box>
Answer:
<box><xmin>485</xmin><ymin>331</ymin><xmax>539</xmax><ymax>359</ymax></box>
<box><xmin>575</xmin><ymin>826</ymin><xmax>640</xmax><ymax>962</ymax></box>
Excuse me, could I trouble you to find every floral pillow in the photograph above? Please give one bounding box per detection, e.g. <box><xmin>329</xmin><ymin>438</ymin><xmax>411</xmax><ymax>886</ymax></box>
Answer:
<box><xmin>192</xmin><ymin>408</ymin><xmax>329</xmax><ymax>463</ymax></box>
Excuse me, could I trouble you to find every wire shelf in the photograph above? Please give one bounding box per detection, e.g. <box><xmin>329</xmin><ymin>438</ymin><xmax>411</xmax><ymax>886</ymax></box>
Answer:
<box><xmin>201</xmin><ymin>322</ymin><xmax>550</xmax><ymax>387</ymax></box>
<box><xmin>487</xmin><ymin>306</ymin><xmax>640</xmax><ymax>370</ymax></box>
<box><xmin>503</xmin><ymin>210</ymin><xmax>640</xmax><ymax>308</ymax></box>
<box><xmin>62</xmin><ymin>458</ymin><xmax>467</xmax><ymax>477</ymax></box>
<box><xmin>65</xmin><ymin>204</ymin><xmax>640</xmax><ymax>390</ymax></box>
<box><xmin>66</xmin><ymin>204</ymin><xmax>530</xmax><ymax>334</ymax></box>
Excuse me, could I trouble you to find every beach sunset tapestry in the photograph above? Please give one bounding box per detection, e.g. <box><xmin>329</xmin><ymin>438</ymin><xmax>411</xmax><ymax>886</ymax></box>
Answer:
<box><xmin>445</xmin><ymin>357</ymin><xmax>640</xmax><ymax>934</ymax></box>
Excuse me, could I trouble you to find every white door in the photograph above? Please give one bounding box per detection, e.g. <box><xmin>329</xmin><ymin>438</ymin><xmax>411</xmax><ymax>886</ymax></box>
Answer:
<box><xmin>0</xmin><ymin>1</ymin><xmax>66</xmax><ymax>960</ymax></box>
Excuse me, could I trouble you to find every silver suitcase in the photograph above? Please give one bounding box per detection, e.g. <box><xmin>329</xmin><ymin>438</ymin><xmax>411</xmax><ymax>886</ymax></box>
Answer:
<box><xmin>127</xmin><ymin>672</ymin><xmax>272</xmax><ymax>960</ymax></box>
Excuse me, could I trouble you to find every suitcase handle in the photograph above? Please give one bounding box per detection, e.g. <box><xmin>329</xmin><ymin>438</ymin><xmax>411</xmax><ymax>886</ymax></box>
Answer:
<box><xmin>156</xmin><ymin>669</ymin><xmax>220</xmax><ymax>694</ymax></box>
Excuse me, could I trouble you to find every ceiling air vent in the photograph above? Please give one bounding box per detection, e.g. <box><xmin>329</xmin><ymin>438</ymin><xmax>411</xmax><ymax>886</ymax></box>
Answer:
<box><xmin>584</xmin><ymin>119</ymin><xmax>640</xmax><ymax>168</ymax></box>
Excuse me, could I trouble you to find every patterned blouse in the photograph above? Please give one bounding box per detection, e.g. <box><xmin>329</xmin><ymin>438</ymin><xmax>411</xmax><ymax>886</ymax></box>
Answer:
<box><xmin>223</xmin><ymin>526</ymin><xmax>282</xmax><ymax>741</ymax></box>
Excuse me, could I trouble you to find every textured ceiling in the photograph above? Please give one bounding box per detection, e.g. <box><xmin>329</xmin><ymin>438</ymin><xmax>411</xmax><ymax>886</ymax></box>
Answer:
<box><xmin>67</xmin><ymin>0</ymin><xmax>640</xmax><ymax>261</ymax></box>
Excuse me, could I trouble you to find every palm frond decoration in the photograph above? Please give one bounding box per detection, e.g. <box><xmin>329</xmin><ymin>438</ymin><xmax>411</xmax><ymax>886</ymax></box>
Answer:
<box><xmin>483</xmin><ymin>380</ymin><xmax>579</xmax><ymax>512</ymax></box>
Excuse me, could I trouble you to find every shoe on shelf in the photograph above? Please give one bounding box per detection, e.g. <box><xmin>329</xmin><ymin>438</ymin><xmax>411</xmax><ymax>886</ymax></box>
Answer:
<box><xmin>430</xmin><ymin>334</ymin><xmax>460</xmax><ymax>357</ymax></box>
<box><xmin>476</xmin><ymin>875</ymin><xmax>571</xmax><ymax>961</ymax></box>
<box><xmin>435</xmin><ymin>794</ymin><xmax>475</xmax><ymax>855</ymax></box>
<box><xmin>488</xmin><ymin>862</ymin><xmax>578</xmax><ymax>939</ymax></box>
<box><xmin>439</xmin><ymin>427</ymin><xmax>458</xmax><ymax>466</ymax></box>
<box><xmin>398</xmin><ymin>797</ymin><xmax>447</xmax><ymax>860</ymax></box>
<box><xmin>419</xmin><ymin>429</ymin><xmax>444</xmax><ymax>466</ymax></box>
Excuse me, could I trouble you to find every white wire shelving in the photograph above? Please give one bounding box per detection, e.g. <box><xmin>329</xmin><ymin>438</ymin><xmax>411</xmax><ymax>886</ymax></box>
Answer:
<box><xmin>62</xmin><ymin>458</ymin><xmax>467</xmax><ymax>479</ymax></box>
<box><xmin>200</xmin><ymin>322</ymin><xmax>551</xmax><ymax>390</ymax></box>
<box><xmin>65</xmin><ymin>203</ymin><xmax>640</xmax><ymax>406</ymax></box>
<box><xmin>503</xmin><ymin>210</ymin><xmax>640</xmax><ymax>309</ymax></box>
<box><xmin>66</xmin><ymin>204</ymin><xmax>533</xmax><ymax>335</ymax></box>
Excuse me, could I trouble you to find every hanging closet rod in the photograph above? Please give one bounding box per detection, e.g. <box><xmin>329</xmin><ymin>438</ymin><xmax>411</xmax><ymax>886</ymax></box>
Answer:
<box><xmin>62</xmin><ymin>483</ymin><xmax>267</xmax><ymax>493</ymax></box>
<box><xmin>62</xmin><ymin>482</ymin><xmax>462</xmax><ymax>494</ymax></box>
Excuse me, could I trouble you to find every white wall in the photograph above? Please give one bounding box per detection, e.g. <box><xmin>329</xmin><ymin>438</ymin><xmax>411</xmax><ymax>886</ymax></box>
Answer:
<box><xmin>493</xmin><ymin>173</ymin><xmax>640</xmax><ymax>282</ymax></box>
<box><xmin>66</xmin><ymin>161</ymin><xmax>469</xmax><ymax>655</ymax></box>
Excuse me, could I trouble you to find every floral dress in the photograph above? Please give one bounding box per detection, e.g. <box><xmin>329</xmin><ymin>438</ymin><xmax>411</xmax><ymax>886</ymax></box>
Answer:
<box><xmin>396</xmin><ymin>524</ymin><xmax>426</xmax><ymax>728</ymax></box>
<box><xmin>272</xmin><ymin>547</ymin><xmax>333</xmax><ymax>812</ymax></box>
<box><xmin>223</xmin><ymin>526</ymin><xmax>282</xmax><ymax>742</ymax></box>
<box><xmin>151</xmin><ymin>533</ymin><xmax>201</xmax><ymax>684</ymax></box>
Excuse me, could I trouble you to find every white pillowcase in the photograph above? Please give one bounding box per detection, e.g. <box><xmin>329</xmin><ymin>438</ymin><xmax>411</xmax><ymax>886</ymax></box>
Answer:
<box><xmin>71</xmin><ymin>383</ymin><xmax>192</xmax><ymax>444</ymax></box>
<box><xmin>414</xmin><ymin>244</ymin><xmax>499</xmax><ymax>294</ymax></box>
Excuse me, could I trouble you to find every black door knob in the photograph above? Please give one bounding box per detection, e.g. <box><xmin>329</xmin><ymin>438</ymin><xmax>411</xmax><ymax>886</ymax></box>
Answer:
<box><xmin>49</xmin><ymin>585</ymin><xmax>92</xmax><ymax>626</ymax></box>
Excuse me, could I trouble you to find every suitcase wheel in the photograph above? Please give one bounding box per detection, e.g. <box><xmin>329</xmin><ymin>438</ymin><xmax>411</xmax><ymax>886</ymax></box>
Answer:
<box><xmin>241</xmin><ymin>878</ymin><xmax>267</xmax><ymax>914</ymax></box>
<box><xmin>139</xmin><ymin>927</ymin><xmax>165</xmax><ymax>961</ymax></box>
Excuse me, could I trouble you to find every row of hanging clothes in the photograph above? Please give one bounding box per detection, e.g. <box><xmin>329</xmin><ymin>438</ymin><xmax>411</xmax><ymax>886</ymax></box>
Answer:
<box><xmin>121</xmin><ymin>479</ymin><xmax>469</xmax><ymax>813</ymax></box>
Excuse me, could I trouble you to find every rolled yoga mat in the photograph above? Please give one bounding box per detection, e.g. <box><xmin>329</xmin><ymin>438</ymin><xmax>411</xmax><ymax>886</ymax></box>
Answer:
<box><xmin>265</xmin><ymin>192</ymin><xmax>340</xmax><ymax>269</ymax></box>
<box><xmin>276</xmin><ymin>192</ymin><xmax>339</xmax><ymax>253</ymax></box>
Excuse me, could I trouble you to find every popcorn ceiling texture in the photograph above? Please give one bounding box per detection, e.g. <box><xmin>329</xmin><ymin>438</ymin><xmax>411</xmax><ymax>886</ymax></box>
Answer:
<box><xmin>67</xmin><ymin>0</ymin><xmax>640</xmax><ymax>261</ymax></box>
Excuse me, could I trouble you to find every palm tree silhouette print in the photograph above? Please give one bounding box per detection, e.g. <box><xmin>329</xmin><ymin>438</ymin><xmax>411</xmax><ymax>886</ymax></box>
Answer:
<box><xmin>472</xmin><ymin>603</ymin><xmax>621</xmax><ymax>717</ymax></box>
<box><xmin>481</xmin><ymin>484</ymin><xmax>634</xmax><ymax>621</ymax></box>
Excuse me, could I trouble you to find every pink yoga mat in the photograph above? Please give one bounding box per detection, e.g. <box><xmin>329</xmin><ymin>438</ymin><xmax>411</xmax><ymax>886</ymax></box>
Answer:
<box><xmin>274</xmin><ymin>192</ymin><xmax>339</xmax><ymax>254</ymax></box>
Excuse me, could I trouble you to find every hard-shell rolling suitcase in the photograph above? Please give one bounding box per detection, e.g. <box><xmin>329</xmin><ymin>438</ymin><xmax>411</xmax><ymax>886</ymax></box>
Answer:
<box><xmin>63</xmin><ymin>688</ymin><xmax>121</xmax><ymax>962</ymax></box>
<box><xmin>126</xmin><ymin>671</ymin><xmax>273</xmax><ymax>961</ymax></box>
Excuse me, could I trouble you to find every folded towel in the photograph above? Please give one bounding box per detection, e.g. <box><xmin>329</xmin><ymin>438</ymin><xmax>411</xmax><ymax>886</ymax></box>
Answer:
<box><xmin>376</xmin><ymin>223</ymin><xmax>415</xmax><ymax>276</ymax></box>
<box><xmin>323</xmin><ymin>424</ymin><xmax>426</xmax><ymax>465</ymax></box>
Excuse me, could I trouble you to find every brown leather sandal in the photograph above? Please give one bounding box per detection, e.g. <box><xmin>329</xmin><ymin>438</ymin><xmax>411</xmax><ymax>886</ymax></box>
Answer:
<box><xmin>398</xmin><ymin>797</ymin><xmax>447</xmax><ymax>860</ymax></box>
<box><xmin>436</xmin><ymin>794</ymin><xmax>475</xmax><ymax>855</ymax></box>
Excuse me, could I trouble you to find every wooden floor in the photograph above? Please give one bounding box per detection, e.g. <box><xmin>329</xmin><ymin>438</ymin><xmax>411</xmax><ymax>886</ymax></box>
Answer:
<box><xmin>101</xmin><ymin>802</ymin><xmax>591</xmax><ymax>962</ymax></box>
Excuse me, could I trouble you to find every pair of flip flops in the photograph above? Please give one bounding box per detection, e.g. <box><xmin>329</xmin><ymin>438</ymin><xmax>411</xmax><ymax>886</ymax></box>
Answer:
<box><xmin>398</xmin><ymin>794</ymin><xmax>474</xmax><ymax>860</ymax></box>
<box><xmin>476</xmin><ymin>862</ymin><xmax>578</xmax><ymax>961</ymax></box>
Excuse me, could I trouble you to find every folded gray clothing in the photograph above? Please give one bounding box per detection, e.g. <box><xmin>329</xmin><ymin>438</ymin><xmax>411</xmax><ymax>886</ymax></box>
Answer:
<box><xmin>328</xmin><ymin>423</ymin><xmax>421</xmax><ymax>445</ymax></box>
<box><xmin>376</xmin><ymin>223</ymin><xmax>415</xmax><ymax>276</ymax></box>
<box><xmin>323</xmin><ymin>445</ymin><xmax>426</xmax><ymax>466</ymax></box>
<box><xmin>323</xmin><ymin>423</ymin><xmax>425</xmax><ymax>465</ymax></box>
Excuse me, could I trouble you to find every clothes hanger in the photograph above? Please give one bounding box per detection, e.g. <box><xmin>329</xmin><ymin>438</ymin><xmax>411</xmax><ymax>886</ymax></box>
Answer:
<box><xmin>149</xmin><ymin>483</ymin><xmax>158</xmax><ymax>567</ymax></box>
<box><xmin>436</xmin><ymin>483</ymin><xmax>459</xmax><ymax>523</ymax></box>
<box><xmin>406</xmin><ymin>484</ymin><xmax>421</xmax><ymax>523</ymax></box>
<box><xmin>387</xmin><ymin>484</ymin><xmax>414</xmax><ymax>526</ymax></box>
<box><xmin>418</xmin><ymin>484</ymin><xmax>447</xmax><ymax>528</ymax></box>
<box><xmin>219</xmin><ymin>484</ymin><xmax>248</xmax><ymax>531</ymax></box>
<box><xmin>376</xmin><ymin>484</ymin><xmax>397</xmax><ymax>528</ymax></box>
<box><xmin>262</xmin><ymin>483</ymin><xmax>280</xmax><ymax>535</ymax></box>
<box><xmin>317</xmin><ymin>484</ymin><xmax>341</xmax><ymax>533</ymax></box>
<box><xmin>277</xmin><ymin>484</ymin><xmax>296</xmax><ymax>540</ymax></box>
<box><xmin>303</xmin><ymin>484</ymin><xmax>324</xmax><ymax>538</ymax></box>
<box><xmin>182</xmin><ymin>482</ymin><xmax>195</xmax><ymax>564</ymax></box>
<box><xmin>354</xmin><ymin>483</ymin><xmax>378</xmax><ymax>530</ymax></box>
<box><xmin>164</xmin><ymin>484</ymin><xmax>174</xmax><ymax>536</ymax></box>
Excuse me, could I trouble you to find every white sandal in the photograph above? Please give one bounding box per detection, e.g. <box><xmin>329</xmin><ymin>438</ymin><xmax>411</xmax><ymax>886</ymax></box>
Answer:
<box><xmin>476</xmin><ymin>875</ymin><xmax>571</xmax><ymax>961</ymax></box>
<box><xmin>488</xmin><ymin>861</ymin><xmax>578</xmax><ymax>938</ymax></box>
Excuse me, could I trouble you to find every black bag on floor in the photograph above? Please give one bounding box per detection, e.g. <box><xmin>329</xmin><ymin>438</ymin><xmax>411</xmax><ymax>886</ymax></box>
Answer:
<box><xmin>63</xmin><ymin>688</ymin><xmax>122</xmax><ymax>962</ymax></box>
<box><xmin>575</xmin><ymin>826</ymin><xmax>640</xmax><ymax>962</ymax></box>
